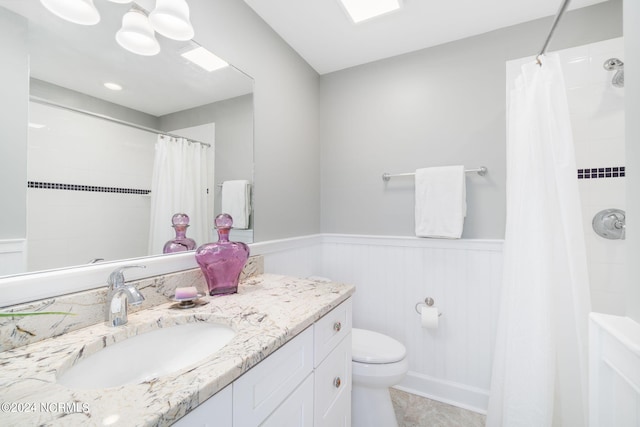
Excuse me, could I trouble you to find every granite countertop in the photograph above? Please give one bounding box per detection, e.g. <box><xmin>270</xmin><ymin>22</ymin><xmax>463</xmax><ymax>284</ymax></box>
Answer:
<box><xmin>0</xmin><ymin>274</ymin><xmax>355</xmax><ymax>426</ymax></box>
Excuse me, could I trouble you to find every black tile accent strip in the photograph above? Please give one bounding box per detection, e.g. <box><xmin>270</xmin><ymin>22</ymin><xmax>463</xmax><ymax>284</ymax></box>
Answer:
<box><xmin>27</xmin><ymin>181</ymin><xmax>151</xmax><ymax>195</ymax></box>
<box><xmin>577</xmin><ymin>166</ymin><xmax>625</xmax><ymax>179</ymax></box>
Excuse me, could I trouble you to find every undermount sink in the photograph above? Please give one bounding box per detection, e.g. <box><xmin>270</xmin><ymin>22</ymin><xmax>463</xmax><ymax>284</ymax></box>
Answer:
<box><xmin>57</xmin><ymin>322</ymin><xmax>236</xmax><ymax>389</ymax></box>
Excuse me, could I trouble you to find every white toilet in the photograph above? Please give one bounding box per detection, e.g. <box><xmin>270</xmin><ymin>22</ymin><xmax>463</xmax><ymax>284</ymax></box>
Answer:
<box><xmin>351</xmin><ymin>328</ymin><xmax>409</xmax><ymax>427</ymax></box>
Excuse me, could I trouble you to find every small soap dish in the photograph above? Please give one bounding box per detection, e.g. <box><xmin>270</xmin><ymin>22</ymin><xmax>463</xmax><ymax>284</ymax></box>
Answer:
<box><xmin>170</xmin><ymin>293</ymin><xmax>207</xmax><ymax>309</ymax></box>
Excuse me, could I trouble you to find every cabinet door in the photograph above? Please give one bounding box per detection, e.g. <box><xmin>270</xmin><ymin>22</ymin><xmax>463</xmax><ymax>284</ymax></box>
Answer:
<box><xmin>233</xmin><ymin>327</ymin><xmax>314</xmax><ymax>426</ymax></box>
<box><xmin>314</xmin><ymin>333</ymin><xmax>352</xmax><ymax>427</ymax></box>
<box><xmin>314</xmin><ymin>299</ymin><xmax>352</xmax><ymax>367</ymax></box>
<box><xmin>172</xmin><ymin>384</ymin><xmax>232</xmax><ymax>427</ymax></box>
<box><xmin>261</xmin><ymin>374</ymin><xmax>314</xmax><ymax>427</ymax></box>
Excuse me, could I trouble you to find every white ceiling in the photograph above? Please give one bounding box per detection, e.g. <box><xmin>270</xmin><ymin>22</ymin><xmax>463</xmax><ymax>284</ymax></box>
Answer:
<box><xmin>243</xmin><ymin>0</ymin><xmax>609</xmax><ymax>75</ymax></box>
<box><xmin>0</xmin><ymin>0</ymin><xmax>253</xmax><ymax>117</ymax></box>
<box><xmin>0</xmin><ymin>0</ymin><xmax>609</xmax><ymax>115</ymax></box>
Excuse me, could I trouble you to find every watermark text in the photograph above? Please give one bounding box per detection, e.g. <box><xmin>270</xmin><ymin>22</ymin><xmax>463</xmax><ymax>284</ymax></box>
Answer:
<box><xmin>1</xmin><ymin>402</ymin><xmax>90</xmax><ymax>414</ymax></box>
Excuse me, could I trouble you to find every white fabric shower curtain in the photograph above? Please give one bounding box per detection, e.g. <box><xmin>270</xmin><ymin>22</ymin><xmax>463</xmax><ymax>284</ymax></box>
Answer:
<box><xmin>487</xmin><ymin>54</ymin><xmax>591</xmax><ymax>426</ymax></box>
<box><xmin>148</xmin><ymin>135</ymin><xmax>209</xmax><ymax>254</ymax></box>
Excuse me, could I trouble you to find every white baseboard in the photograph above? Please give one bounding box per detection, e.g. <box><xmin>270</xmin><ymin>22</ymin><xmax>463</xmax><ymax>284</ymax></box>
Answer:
<box><xmin>395</xmin><ymin>371</ymin><xmax>489</xmax><ymax>415</ymax></box>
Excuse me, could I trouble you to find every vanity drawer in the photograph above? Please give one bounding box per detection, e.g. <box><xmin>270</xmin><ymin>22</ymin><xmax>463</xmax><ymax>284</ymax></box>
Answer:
<box><xmin>314</xmin><ymin>298</ymin><xmax>352</xmax><ymax>367</ymax></box>
<box><xmin>233</xmin><ymin>326</ymin><xmax>313</xmax><ymax>426</ymax></box>
<box><xmin>314</xmin><ymin>333</ymin><xmax>352</xmax><ymax>427</ymax></box>
<box><xmin>261</xmin><ymin>373</ymin><xmax>314</xmax><ymax>427</ymax></box>
<box><xmin>173</xmin><ymin>384</ymin><xmax>232</xmax><ymax>427</ymax></box>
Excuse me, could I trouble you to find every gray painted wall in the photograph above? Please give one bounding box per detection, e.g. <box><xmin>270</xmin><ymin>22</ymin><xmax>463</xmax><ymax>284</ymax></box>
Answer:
<box><xmin>319</xmin><ymin>0</ymin><xmax>622</xmax><ymax>238</ymax></box>
<box><xmin>624</xmin><ymin>0</ymin><xmax>640</xmax><ymax>321</ymax></box>
<box><xmin>0</xmin><ymin>8</ymin><xmax>27</xmax><ymax>239</ymax></box>
<box><xmin>189</xmin><ymin>0</ymin><xmax>321</xmax><ymax>242</ymax></box>
<box><xmin>1</xmin><ymin>0</ymin><xmax>628</xmax><ymax>247</ymax></box>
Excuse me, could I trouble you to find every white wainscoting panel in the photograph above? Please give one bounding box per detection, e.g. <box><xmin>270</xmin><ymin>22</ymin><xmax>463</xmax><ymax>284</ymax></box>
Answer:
<box><xmin>320</xmin><ymin>234</ymin><xmax>503</xmax><ymax>413</ymax></box>
<box><xmin>251</xmin><ymin>235</ymin><xmax>323</xmax><ymax>278</ymax></box>
<box><xmin>0</xmin><ymin>239</ymin><xmax>27</xmax><ymax>276</ymax></box>
<box><xmin>214</xmin><ymin>233</ymin><xmax>504</xmax><ymax>412</ymax></box>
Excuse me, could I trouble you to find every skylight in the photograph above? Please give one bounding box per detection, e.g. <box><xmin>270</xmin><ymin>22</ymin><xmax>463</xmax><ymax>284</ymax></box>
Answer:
<box><xmin>338</xmin><ymin>0</ymin><xmax>402</xmax><ymax>23</ymax></box>
<box><xmin>181</xmin><ymin>46</ymin><xmax>229</xmax><ymax>72</ymax></box>
<box><xmin>103</xmin><ymin>82</ymin><xmax>123</xmax><ymax>91</ymax></box>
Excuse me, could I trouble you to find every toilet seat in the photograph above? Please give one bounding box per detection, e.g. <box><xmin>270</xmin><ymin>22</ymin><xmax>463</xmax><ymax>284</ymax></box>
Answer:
<box><xmin>352</xmin><ymin>328</ymin><xmax>406</xmax><ymax>364</ymax></box>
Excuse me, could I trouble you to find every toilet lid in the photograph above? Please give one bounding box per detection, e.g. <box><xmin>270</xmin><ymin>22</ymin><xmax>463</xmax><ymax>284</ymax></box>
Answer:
<box><xmin>352</xmin><ymin>328</ymin><xmax>406</xmax><ymax>363</ymax></box>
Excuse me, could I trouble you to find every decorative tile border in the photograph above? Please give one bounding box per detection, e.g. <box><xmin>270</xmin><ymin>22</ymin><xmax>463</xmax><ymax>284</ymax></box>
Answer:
<box><xmin>578</xmin><ymin>166</ymin><xmax>625</xmax><ymax>179</ymax></box>
<box><xmin>28</xmin><ymin>181</ymin><xmax>150</xmax><ymax>195</ymax></box>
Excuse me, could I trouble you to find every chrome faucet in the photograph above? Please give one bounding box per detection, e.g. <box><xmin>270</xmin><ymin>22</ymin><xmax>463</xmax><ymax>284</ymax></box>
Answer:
<box><xmin>106</xmin><ymin>265</ymin><xmax>146</xmax><ymax>327</ymax></box>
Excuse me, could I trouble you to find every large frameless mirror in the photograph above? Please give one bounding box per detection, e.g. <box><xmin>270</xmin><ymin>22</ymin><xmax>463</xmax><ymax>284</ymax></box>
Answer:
<box><xmin>0</xmin><ymin>0</ymin><xmax>254</xmax><ymax>282</ymax></box>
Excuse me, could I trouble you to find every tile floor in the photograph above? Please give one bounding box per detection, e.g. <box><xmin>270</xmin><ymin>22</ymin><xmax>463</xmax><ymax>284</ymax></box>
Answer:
<box><xmin>390</xmin><ymin>388</ymin><xmax>486</xmax><ymax>427</ymax></box>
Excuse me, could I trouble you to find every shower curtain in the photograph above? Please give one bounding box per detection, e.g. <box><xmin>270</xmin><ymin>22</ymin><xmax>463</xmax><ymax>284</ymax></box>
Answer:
<box><xmin>148</xmin><ymin>135</ymin><xmax>209</xmax><ymax>254</ymax></box>
<box><xmin>487</xmin><ymin>54</ymin><xmax>591</xmax><ymax>426</ymax></box>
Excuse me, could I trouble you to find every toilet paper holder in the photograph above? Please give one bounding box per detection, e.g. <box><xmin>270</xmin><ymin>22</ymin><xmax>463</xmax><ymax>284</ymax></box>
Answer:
<box><xmin>415</xmin><ymin>297</ymin><xmax>443</xmax><ymax>316</ymax></box>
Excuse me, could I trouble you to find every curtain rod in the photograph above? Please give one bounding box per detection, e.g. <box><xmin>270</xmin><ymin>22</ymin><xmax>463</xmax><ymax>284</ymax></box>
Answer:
<box><xmin>536</xmin><ymin>0</ymin><xmax>571</xmax><ymax>64</ymax></box>
<box><xmin>29</xmin><ymin>96</ymin><xmax>211</xmax><ymax>147</ymax></box>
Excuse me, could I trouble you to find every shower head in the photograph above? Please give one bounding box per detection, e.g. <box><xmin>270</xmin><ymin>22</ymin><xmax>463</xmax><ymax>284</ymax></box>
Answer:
<box><xmin>603</xmin><ymin>58</ymin><xmax>624</xmax><ymax>88</ymax></box>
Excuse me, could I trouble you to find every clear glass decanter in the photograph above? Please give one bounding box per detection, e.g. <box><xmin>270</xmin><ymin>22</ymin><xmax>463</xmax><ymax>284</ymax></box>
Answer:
<box><xmin>195</xmin><ymin>213</ymin><xmax>250</xmax><ymax>296</ymax></box>
<box><xmin>163</xmin><ymin>213</ymin><xmax>197</xmax><ymax>253</ymax></box>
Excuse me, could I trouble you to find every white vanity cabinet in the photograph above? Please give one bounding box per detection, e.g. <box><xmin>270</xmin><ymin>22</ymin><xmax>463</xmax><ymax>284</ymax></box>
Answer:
<box><xmin>313</xmin><ymin>298</ymin><xmax>353</xmax><ymax>427</ymax></box>
<box><xmin>173</xmin><ymin>384</ymin><xmax>233</xmax><ymax>427</ymax></box>
<box><xmin>261</xmin><ymin>374</ymin><xmax>314</xmax><ymax>426</ymax></box>
<box><xmin>175</xmin><ymin>298</ymin><xmax>352</xmax><ymax>427</ymax></box>
<box><xmin>233</xmin><ymin>326</ymin><xmax>315</xmax><ymax>425</ymax></box>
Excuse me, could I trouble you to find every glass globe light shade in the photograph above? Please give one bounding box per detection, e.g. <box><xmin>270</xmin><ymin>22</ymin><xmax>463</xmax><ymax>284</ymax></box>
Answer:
<box><xmin>116</xmin><ymin>9</ymin><xmax>160</xmax><ymax>56</ymax></box>
<box><xmin>39</xmin><ymin>0</ymin><xmax>100</xmax><ymax>25</ymax></box>
<box><xmin>149</xmin><ymin>0</ymin><xmax>194</xmax><ymax>41</ymax></box>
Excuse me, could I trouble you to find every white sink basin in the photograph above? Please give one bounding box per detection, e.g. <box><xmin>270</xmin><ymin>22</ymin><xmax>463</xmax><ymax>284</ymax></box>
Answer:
<box><xmin>57</xmin><ymin>322</ymin><xmax>236</xmax><ymax>389</ymax></box>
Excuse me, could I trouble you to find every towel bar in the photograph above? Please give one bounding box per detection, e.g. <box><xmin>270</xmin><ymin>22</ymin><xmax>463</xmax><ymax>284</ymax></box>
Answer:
<box><xmin>382</xmin><ymin>166</ymin><xmax>487</xmax><ymax>182</ymax></box>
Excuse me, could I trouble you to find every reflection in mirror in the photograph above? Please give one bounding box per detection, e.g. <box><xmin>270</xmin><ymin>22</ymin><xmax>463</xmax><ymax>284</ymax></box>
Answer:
<box><xmin>0</xmin><ymin>1</ymin><xmax>254</xmax><ymax>279</ymax></box>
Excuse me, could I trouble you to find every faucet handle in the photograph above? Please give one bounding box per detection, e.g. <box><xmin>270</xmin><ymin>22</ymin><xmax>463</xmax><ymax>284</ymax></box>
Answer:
<box><xmin>108</xmin><ymin>265</ymin><xmax>146</xmax><ymax>288</ymax></box>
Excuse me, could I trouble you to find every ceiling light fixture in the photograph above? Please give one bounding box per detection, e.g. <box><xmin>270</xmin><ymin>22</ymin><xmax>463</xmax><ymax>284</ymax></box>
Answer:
<box><xmin>149</xmin><ymin>0</ymin><xmax>195</xmax><ymax>41</ymax></box>
<box><xmin>104</xmin><ymin>82</ymin><xmax>123</xmax><ymax>91</ymax></box>
<box><xmin>181</xmin><ymin>45</ymin><xmax>229</xmax><ymax>72</ymax></box>
<box><xmin>39</xmin><ymin>0</ymin><xmax>100</xmax><ymax>26</ymax></box>
<box><xmin>116</xmin><ymin>9</ymin><xmax>160</xmax><ymax>56</ymax></box>
<box><xmin>39</xmin><ymin>1</ymin><xmax>197</xmax><ymax>57</ymax></box>
<box><xmin>337</xmin><ymin>0</ymin><xmax>402</xmax><ymax>23</ymax></box>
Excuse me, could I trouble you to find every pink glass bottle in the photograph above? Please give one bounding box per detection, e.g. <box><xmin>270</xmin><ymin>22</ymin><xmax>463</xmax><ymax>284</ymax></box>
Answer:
<box><xmin>195</xmin><ymin>213</ymin><xmax>250</xmax><ymax>296</ymax></box>
<box><xmin>163</xmin><ymin>213</ymin><xmax>197</xmax><ymax>253</ymax></box>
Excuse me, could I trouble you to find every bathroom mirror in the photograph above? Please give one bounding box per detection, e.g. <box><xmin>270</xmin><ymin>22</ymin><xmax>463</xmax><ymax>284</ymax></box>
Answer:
<box><xmin>0</xmin><ymin>1</ymin><xmax>254</xmax><ymax>279</ymax></box>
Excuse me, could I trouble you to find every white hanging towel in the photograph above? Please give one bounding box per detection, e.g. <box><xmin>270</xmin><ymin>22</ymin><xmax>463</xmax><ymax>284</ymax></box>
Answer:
<box><xmin>221</xmin><ymin>180</ymin><xmax>251</xmax><ymax>229</ymax></box>
<box><xmin>414</xmin><ymin>166</ymin><xmax>466</xmax><ymax>238</ymax></box>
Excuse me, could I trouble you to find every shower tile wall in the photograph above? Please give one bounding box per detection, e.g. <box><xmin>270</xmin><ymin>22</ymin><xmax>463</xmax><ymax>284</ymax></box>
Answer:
<box><xmin>562</xmin><ymin>38</ymin><xmax>626</xmax><ymax>315</ymax></box>
<box><xmin>26</xmin><ymin>102</ymin><xmax>155</xmax><ymax>272</ymax></box>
